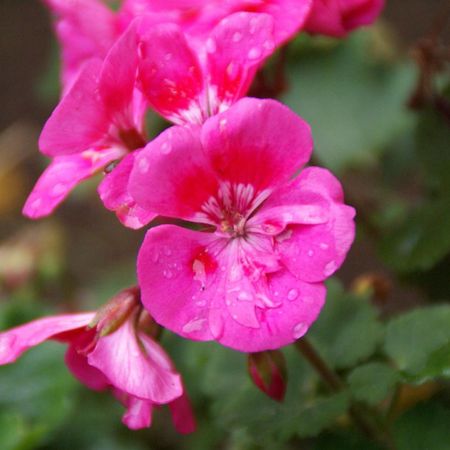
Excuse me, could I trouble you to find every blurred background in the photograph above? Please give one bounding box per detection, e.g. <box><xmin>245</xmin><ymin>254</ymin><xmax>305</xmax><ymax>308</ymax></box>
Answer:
<box><xmin>0</xmin><ymin>1</ymin><xmax>449</xmax><ymax>449</ymax></box>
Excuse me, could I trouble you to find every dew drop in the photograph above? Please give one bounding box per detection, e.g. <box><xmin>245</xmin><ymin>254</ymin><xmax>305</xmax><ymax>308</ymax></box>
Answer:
<box><xmin>320</xmin><ymin>242</ymin><xmax>329</xmax><ymax>250</ymax></box>
<box><xmin>182</xmin><ymin>318</ymin><xmax>206</xmax><ymax>333</ymax></box>
<box><xmin>287</xmin><ymin>289</ymin><xmax>299</xmax><ymax>301</ymax></box>
<box><xmin>161</xmin><ymin>141</ymin><xmax>171</xmax><ymax>154</ymax></box>
<box><xmin>206</xmin><ymin>37</ymin><xmax>217</xmax><ymax>53</ymax></box>
<box><xmin>293</xmin><ymin>322</ymin><xmax>308</xmax><ymax>339</ymax></box>
<box><xmin>151</xmin><ymin>251</ymin><xmax>160</xmax><ymax>263</ymax></box>
<box><xmin>196</xmin><ymin>300</ymin><xmax>206</xmax><ymax>307</ymax></box>
<box><xmin>237</xmin><ymin>291</ymin><xmax>252</xmax><ymax>302</ymax></box>
<box><xmin>307</xmin><ymin>249</ymin><xmax>314</xmax><ymax>257</ymax></box>
<box><xmin>324</xmin><ymin>261</ymin><xmax>337</xmax><ymax>276</ymax></box>
<box><xmin>138</xmin><ymin>157</ymin><xmax>149</xmax><ymax>174</ymax></box>
<box><xmin>31</xmin><ymin>198</ymin><xmax>42</xmax><ymax>210</ymax></box>
<box><xmin>163</xmin><ymin>269</ymin><xmax>173</xmax><ymax>279</ymax></box>
<box><xmin>51</xmin><ymin>183</ymin><xmax>66</xmax><ymax>196</ymax></box>
<box><xmin>248</xmin><ymin>47</ymin><xmax>262</xmax><ymax>60</ymax></box>
<box><xmin>232</xmin><ymin>31</ymin><xmax>242</xmax><ymax>42</ymax></box>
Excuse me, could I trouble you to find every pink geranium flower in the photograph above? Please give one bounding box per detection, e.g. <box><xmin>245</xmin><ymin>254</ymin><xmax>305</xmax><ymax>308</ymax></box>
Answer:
<box><xmin>136</xmin><ymin>12</ymin><xmax>276</xmax><ymax>124</ymax></box>
<box><xmin>44</xmin><ymin>0</ymin><xmax>119</xmax><ymax>92</ymax></box>
<box><xmin>305</xmin><ymin>0</ymin><xmax>385</xmax><ymax>37</ymax></box>
<box><xmin>130</xmin><ymin>98</ymin><xmax>355</xmax><ymax>352</ymax></box>
<box><xmin>23</xmin><ymin>21</ymin><xmax>153</xmax><ymax>229</ymax></box>
<box><xmin>120</xmin><ymin>0</ymin><xmax>313</xmax><ymax>46</ymax></box>
<box><xmin>0</xmin><ymin>288</ymin><xmax>195</xmax><ymax>432</ymax></box>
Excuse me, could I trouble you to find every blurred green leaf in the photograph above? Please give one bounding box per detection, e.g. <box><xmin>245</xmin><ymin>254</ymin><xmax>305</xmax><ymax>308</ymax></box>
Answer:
<box><xmin>394</xmin><ymin>403</ymin><xmax>450</xmax><ymax>450</ymax></box>
<box><xmin>283</xmin><ymin>30</ymin><xmax>414</xmax><ymax>172</ymax></box>
<box><xmin>310</xmin><ymin>279</ymin><xmax>383</xmax><ymax>369</ymax></box>
<box><xmin>384</xmin><ymin>305</ymin><xmax>450</xmax><ymax>382</ymax></box>
<box><xmin>347</xmin><ymin>362</ymin><xmax>399</xmax><ymax>405</ymax></box>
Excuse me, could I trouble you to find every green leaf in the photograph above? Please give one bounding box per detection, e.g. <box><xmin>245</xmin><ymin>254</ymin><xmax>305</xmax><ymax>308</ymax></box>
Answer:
<box><xmin>310</xmin><ymin>279</ymin><xmax>383</xmax><ymax>369</ymax></box>
<box><xmin>394</xmin><ymin>403</ymin><xmax>450</xmax><ymax>450</ymax></box>
<box><xmin>384</xmin><ymin>305</ymin><xmax>450</xmax><ymax>382</ymax></box>
<box><xmin>282</xmin><ymin>30</ymin><xmax>414</xmax><ymax>173</ymax></box>
<box><xmin>347</xmin><ymin>362</ymin><xmax>399</xmax><ymax>405</ymax></box>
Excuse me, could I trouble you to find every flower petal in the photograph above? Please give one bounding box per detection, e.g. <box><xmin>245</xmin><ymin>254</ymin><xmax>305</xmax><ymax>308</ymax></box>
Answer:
<box><xmin>121</xmin><ymin>395</ymin><xmax>154</xmax><ymax>430</ymax></box>
<box><xmin>169</xmin><ymin>392</ymin><xmax>196</xmax><ymax>434</ymax></box>
<box><xmin>206</xmin><ymin>12</ymin><xmax>275</xmax><ymax>114</ymax></box>
<box><xmin>138</xmin><ymin>22</ymin><xmax>206</xmax><ymax>124</ymax></box>
<box><xmin>87</xmin><ymin>314</ymin><xmax>183</xmax><ymax>403</ymax></box>
<box><xmin>130</xmin><ymin>125</ymin><xmax>219</xmax><ymax>221</ymax></box>
<box><xmin>274</xmin><ymin>167</ymin><xmax>356</xmax><ymax>282</ymax></box>
<box><xmin>39</xmin><ymin>59</ymin><xmax>109</xmax><ymax>156</ymax></box>
<box><xmin>201</xmin><ymin>98</ymin><xmax>313</xmax><ymax>192</ymax></box>
<box><xmin>98</xmin><ymin>152</ymin><xmax>156</xmax><ymax>229</ymax></box>
<box><xmin>22</xmin><ymin>148</ymin><xmax>123</xmax><ymax>219</ymax></box>
<box><xmin>0</xmin><ymin>313</ymin><xmax>94</xmax><ymax>365</ymax></box>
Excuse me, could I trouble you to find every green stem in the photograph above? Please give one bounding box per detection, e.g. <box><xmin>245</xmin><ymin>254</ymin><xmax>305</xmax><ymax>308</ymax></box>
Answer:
<box><xmin>295</xmin><ymin>338</ymin><xmax>396</xmax><ymax>450</ymax></box>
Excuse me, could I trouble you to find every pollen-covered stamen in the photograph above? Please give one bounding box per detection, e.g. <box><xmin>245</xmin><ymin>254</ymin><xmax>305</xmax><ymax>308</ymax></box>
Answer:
<box><xmin>196</xmin><ymin>181</ymin><xmax>271</xmax><ymax>236</ymax></box>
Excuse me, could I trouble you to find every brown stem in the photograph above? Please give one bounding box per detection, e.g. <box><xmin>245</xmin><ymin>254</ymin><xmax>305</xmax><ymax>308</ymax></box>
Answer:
<box><xmin>295</xmin><ymin>338</ymin><xmax>397</xmax><ymax>450</ymax></box>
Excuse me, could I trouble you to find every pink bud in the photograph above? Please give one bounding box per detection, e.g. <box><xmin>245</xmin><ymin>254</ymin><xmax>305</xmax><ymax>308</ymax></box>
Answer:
<box><xmin>248</xmin><ymin>350</ymin><xmax>287</xmax><ymax>402</ymax></box>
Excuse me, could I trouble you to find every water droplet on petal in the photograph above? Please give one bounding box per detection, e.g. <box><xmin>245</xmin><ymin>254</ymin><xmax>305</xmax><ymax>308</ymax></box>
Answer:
<box><xmin>232</xmin><ymin>31</ymin><xmax>242</xmax><ymax>42</ymax></box>
<box><xmin>287</xmin><ymin>289</ymin><xmax>299</xmax><ymax>301</ymax></box>
<box><xmin>320</xmin><ymin>242</ymin><xmax>329</xmax><ymax>250</ymax></box>
<box><xmin>248</xmin><ymin>47</ymin><xmax>262</xmax><ymax>60</ymax></box>
<box><xmin>196</xmin><ymin>300</ymin><xmax>206</xmax><ymax>307</ymax></box>
<box><xmin>293</xmin><ymin>322</ymin><xmax>308</xmax><ymax>339</ymax></box>
<box><xmin>161</xmin><ymin>141</ymin><xmax>171</xmax><ymax>154</ymax></box>
<box><xmin>163</xmin><ymin>269</ymin><xmax>173</xmax><ymax>279</ymax></box>
<box><xmin>51</xmin><ymin>183</ymin><xmax>66</xmax><ymax>196</ymax></box>
<box><xmin>307</xmin><ymin>250</ymin><xmax>314</xmax><ymax>257</ymax></box>
<box><xmin>31</xmin><ymin>198</ymin><xmax>42</xmax><ymax>210</ymax></box>
<box><xmin>237</xmin><ymin>291</ymin><xmax>252</xmax><ymax>302</ymax></box>
<box><xmin>151</xmin><ymin>251</ymin><xmax>160</xmax><ymax>263</ymax></box>
<box><xmin>324</xmin><ymin>261</ymin><xmax>337</xmax><ymax>277</ymax></box>
<box><xmin>206</xmin><ymin>37</ymin><xmax>217</xmax><ymax>53</ymax></box>
<box><xmin>138</xmin><ymin>157</ymin><xmax>149</xmax><ymax>174</ymax></box>
<box><xmin>182</xmin><ymin>318</ymin><xmax>206</xmax><ymax>333</ymax></box>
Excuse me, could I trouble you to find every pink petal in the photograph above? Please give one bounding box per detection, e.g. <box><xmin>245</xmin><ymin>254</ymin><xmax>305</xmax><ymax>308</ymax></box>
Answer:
<box><xmin>137</xmin><ymin>225</ymin><xmax>326</xmax><ymax>352</ymax></box>
<box><xmin>138</xmin><ymin>22</ymin><xmax>206</xmax><ymax>125</ymax></box>
<box><xmin>201</xmin><ymin>98</ymin><xmax>313</xmax><ymax>193</ymax></box>
<box><xmin>39</xmin><ymin>59</ymin><xmax>109</xmax><ymax>156</ymax></box>
<box><xmin>138</xmin><ymin>225</ymin><xmax>217</xmax><ymax>342</ymax></box>
<box><xmin>0</xmin><ymin>313</ymin><xmax>94</xmax><ymax>365</ymax></box>
<box><xmin>22</xmin><ymin>148</ymin><xmax>123</xmax><ymax>219</ymax></box>
<box><xmin>65</xmin><ymin>330</ymin><xmax>110</xmax><ymax>391</ymax></box>
<box><xmin>98</xmin><ymin>152</ymin><xmax>156</xmax><ymax>229</ymax></box>
<box><xmin>99</xmin><ymin>20</ymin><xmax>139</xmax><ymax>119</ymax></box>
<box><xmin>87</xmin><ymin>315</ymin><xmax>183</xmax><ymax>403</ymax></box>
<box><xmin>130</xmin><ymin>125</ymin><xmax>219</xmax><ymax>221</ymax></box>
<box><xmin>45</xmin><ymin>0</ymin><xmax>118</xmax><ymax>89</ymax></box>
<box><xmin>120</xmin><ymin>394</ymin><xmax>154</xmax><ymax>430</ymax></box>
<box><xmin>274</xmin><ymin>167</ymin><xmax>356</xmax><ymax>283</ymax></box>
<box><xmin>169</xmin><ymin>392</ymin><xmax>196</xmax><ymax>434</ymax></box>
<box><xmin>206</xmin><ymin>12</ymin><xmax>275</xmax><ymax>114</ymax></box>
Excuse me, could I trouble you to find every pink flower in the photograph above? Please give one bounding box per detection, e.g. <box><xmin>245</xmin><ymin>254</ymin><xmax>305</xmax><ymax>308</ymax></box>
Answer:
<box><xmin>136</xmin><ymin>12</ymin><xmax>276</xmax><ymax>124</ymax></box>
<box><xmin>0</xmin><ymin>288</ymin><xmax>195</xmax><ymax>433</ymax></box>
<box><xmin>120</xmin><ymin>0</ymin><xmax>313</xmax><ymax>46</ymax></box>
<box><xmin>23</xmin><ymin>21</ymin><xmax>154</xmax><ymax>229</ymax></box>
<box><xmin>305</xmin><ymin>0</ymin><xmax>385</xmax><ymax>37</ymax></box>
<box><xmin>131</xmin><ymin>98</ymin><xmax>355</xmax><ymax>352</ymax></box>
<box><xmin>44</xmin><ymin>0</ymin><xmax>119</xmax><ymax>92</ymax></box>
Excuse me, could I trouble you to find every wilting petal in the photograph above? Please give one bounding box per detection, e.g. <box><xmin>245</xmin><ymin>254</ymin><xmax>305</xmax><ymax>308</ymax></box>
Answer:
<box><xmin>305</xmin><ymin>0</ymin><xmax>384</xmax><ymax>37</ymax></box>
<box><xmin>88</xmin><ymin>314</ymin><xmax>183</xmax><ymax>403</ymax></box>
<box><xmin>98</xmin><ymin>152</ymin><xmax>156</xmax><ymax>229</ymax></box>
<box><xmin>130</xmin><ymin>125</ymin><xmax>219</xmax><ymax>221</ymax></box>
<box><xmin>45</xmin><ymin>0</ymin><xmax>118</xmax><ymax>89</ymax></box>
<box><xmin>168</xmin><ymin>392</ymin><xmax>196</xmax><ymax>434</ymax></box>
<box><xmin>65</xmin><ymin>330</ymin><xmax>110</xmax><ymax>391</ymax></box>
<box><xmin>0</xmin><ymin>313</ymin><xmax>94</xmax><ymax>365</ymax></box>
<box><xmin>201</xmin><ymin>98</ymin><xmax>313</xmax><ymax>192</ymax></box>
<box><xmin>274</xmin><ymin>167</ymin><xmax>356</xmax><ymax>283</ymax></box>
<box><xmin>39</xmin><ymin>59</ymin><xmax>109</xmax><ymax>156</ymax></box>
<box><xmin>120</xmin><ymin>394</ymin><xmax>154</xmax><ymax>430</ymax></box>
<box><xmin>206</xmin><ymin>12</ymin><xmax>275</xmax><ymax>114</ymax></box>
<box><xmin>138</xmin><ymin>22</ymin><xmax>205</xmax><ymax>124</ymax></box>
<box><xmin>23</xmin><ymin>148</ymin><xmax>123</xmax><ymax>219</ymax></box>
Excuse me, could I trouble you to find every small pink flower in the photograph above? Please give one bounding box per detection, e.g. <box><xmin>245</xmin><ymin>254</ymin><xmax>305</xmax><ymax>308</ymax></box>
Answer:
<box><xmin>44</xmin><ymin>0</ymin><xmax>119</xmax><ymax>92</ymax></box>
<box><xmin>131</xmin><ymin>98</ymin><xmax>355</xmax><ymax>352</ymax></box>
<box><xmin>0</xmin><ymin>288</ymin><xmax>195</xmax><ymax>433</ymax></box>
<box><xmin>120</xmin><ymin>0</ymin><xmax>313</xmax><ymax>46</ymax></box>
<box><xmin>136</xmin><ymin>12</ymin><xmax>276</xmax><ymax>124</ymax></box>
<box><xmin>23</xmin><ymin>21</ymin><xmax>153</xmax><ymax>228</ymax></box>
<box><xmin>305</xmin><ymin>0</ymin><xmax>385</xmax><ymax>37</ymax></box>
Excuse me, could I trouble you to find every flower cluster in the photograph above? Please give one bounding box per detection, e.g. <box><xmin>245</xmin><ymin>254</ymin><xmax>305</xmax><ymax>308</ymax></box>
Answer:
<box><xmin>2</xmin><ymin>0</ymin><xmax>384</xmax><ymax>434</ymax></box>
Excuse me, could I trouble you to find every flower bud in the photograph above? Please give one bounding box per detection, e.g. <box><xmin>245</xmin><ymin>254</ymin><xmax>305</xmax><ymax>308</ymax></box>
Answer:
<box><xmin>248</xmin><ymin>350</ymin><xmax>287</xmax><ymax>402</ymax></box>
